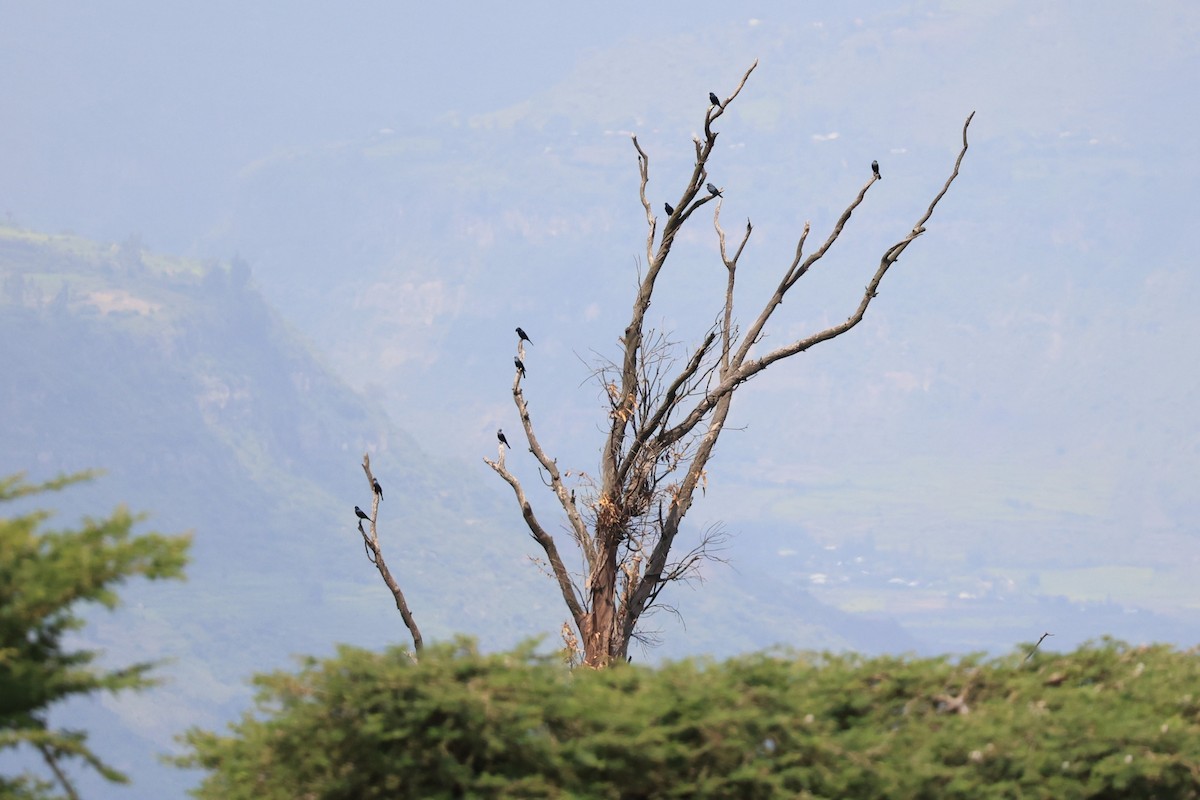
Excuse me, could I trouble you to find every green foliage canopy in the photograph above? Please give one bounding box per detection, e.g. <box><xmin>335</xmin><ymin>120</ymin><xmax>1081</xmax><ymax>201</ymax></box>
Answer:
<box><xmin>0</xmin><ymin>471</ymin><xmax>191</xmax><ymax>798</ymax></box>
<box><xmin>179</xmin><ymin>637</ymin><xmax>1200</xmax><ymax>799</ymax></box>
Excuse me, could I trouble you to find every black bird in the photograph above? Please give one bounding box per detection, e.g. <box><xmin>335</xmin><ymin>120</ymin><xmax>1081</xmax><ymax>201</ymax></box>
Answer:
<box><xmin>354</xmin><ymin>506</ymin><xmax>370</xmax><ymax>522</ymax></box>
<box><xmin>497</xmin><ymin>429</ymin><xmax>511</xmax><ymax>449</ymax></box>
<box><xmin>664</xmin><ymin>202</ymin><xmax>674</xmax><ymax>216</ymax></box>
<box><xmin>372</xmin><ymin>478</ymin><xmax>383</xmax><ymax>500</ymax></box>
<box><xmin>515</xmin><ymin>326</ymin><xmax>532</xmax><ymax>345</ymax></box>
<box><xmin>871</xmin><ymin>160</ymin><xmax>881</xmax><ymax>179</ymax></box>
<box><xmin>708</xmin><ymin>91</ymin><xmax>720</xmax><ymax>107</ymax></box>
<box><xmin>514</xmin><ymin>356</ymin><xmax>526</xmax><ymax>378</ymax></box>
<box><xmin>706</xmin><ymin>183</ymin><xmax>723</xmax><ymax>197</ymax></box>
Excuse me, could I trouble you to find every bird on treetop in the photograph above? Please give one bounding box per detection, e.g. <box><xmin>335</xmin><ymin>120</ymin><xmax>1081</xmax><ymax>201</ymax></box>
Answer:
<box><xmin>706</xmin><ymin>183</ymin><xmax>723</xmax><ymax>197</ymax></box>
<box><xmin>514</xmin><ymin>356</ymin><xmax>526</xmax><ymax>378</ymax></box>
<box><xmin>516</xmin><ymin>327</ymin><xmax>532</xmax><ymax>345</ymax></box>
<box><xmin>709</xmin><ymin>91</ymin><xmax>720</xmax><ymax>107</ymax></box>
<box><xmin>872</xmin><ymin>160</ymin><xmax>881</xmax><ymax>179</ymax></box>
<box><xmin>664</xmin><ymin>202</ymin><xmax>674</xmax><ymax>216</ymax></box>
<box><xmin>372</xmin><ymin>478</ymin><xmax>383</xmax><ymax>500</ymax></box>
<box><xmin>497</xmin><ymin>429</ymin><xmax>511</xmax><ymax>449</ymax></box>
<box><xmin>354</xmin><ymin>506</ymin><xmax>370</xmax><ymax>522</ymax></box>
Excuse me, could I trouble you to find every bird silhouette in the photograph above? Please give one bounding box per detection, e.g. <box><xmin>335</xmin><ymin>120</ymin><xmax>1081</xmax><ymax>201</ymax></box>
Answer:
<box><xmin>497</xmin><ymin>429</ymin><xmax>511</xmax><ymax>449</ymax></box>
<box><xmin>516</xmin><ymin>327</ymin><xmax>532</xmax><ymax>345</ymax></box>
<box><xmin>514</xmin><ymin>356</ymin><xmax>526</xmax><ymax>378</ymax></box>
<box><xmin>706</xmin><ymin>183</ymin><xmax>723</xmax><ymax>197</ymax></box>
<box><xmin>354</xmin><ymin>506</ymin><xmax>370</xmax><ymax>522</ymax></box>
<box><xmin>664</xmin><ymin>202</ymin><xmax>674</xmax><ymax>216</ymax></box>
<box><xmin>871</xmin><ymin>160</ymin><xmax>881</xmax><ymax>179</ymax></box>
<box><xmin>372</xmin><ymin>478</ymin><xmax>383</xmax><ymax>500</ymax></box>
<box><xmin>708</xmin><ymin>91</ymin><xmax>720</xmax><ymax>107</ymax></box>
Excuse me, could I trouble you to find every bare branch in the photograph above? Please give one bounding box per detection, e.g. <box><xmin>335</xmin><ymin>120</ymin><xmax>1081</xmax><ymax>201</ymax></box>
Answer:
<box><xmin>704</xmin><ymin>59</ymin><xmax>759</xmax><ymax>145</ymax></box>
<box><xmin>485</xmin><ymin>454</ymin><xmax>588</xmax><ymax>631</ymax></box>
<box><xmin>726</xmin><ymin>177</ymin><xmax>873</xmax><ymax>378</ymax></box>
<box><xmin>636</xmin><ymin>522</ymin><xmax>730</xmax><ymax>629</ymax></box>
<box><xmin>745</xmin><ymin>118</ymin><xmax>975</xmax><ymax>374</ymax></box>
<box><xmin>926</xmin><ymin>112</ymin><xmax>975</xmax><ymax>222</ymax></box>
<box><xmin>484</xmin><ymin>402</ymin><xmax>589</xmax><ymax>633</ymax></box>
<box><xmin>631</xmin><ymin>136</ymin><xmax>657</xmax><ymax>266</ymax></box>
<box><xmin>715</xmin><ymin>206</ymin><xmax>753</xmax><ymax>373</ymax></box>
<box><xmin>617</xmin><ymin>330</ymin><xmax>717</xmax><ymax>488</ymax></box>
<box><xmin>626</xmin><ymin>388</ymin><xmax>734</xmax><ymax>631</ymax></box>
<box><xmin>787</xmin><ymin>223</ymin><xmax>813</xmax><ymax>284</ymax></box>
<box><xmin>360</xmin><ymin>454</ymin><xmax>423</xmax><ymax>654</ymax></box>
<box><xmin>609</xmin><ymin>61</ymin><xmax>761</xmax><ymax>499</ymax></box>
<box><xmin>1025</xmin><ymin>631</ymin><xmax>1054</xmax><ymax>662</ymax></box>
<box><xmin>510</xmin><ymin>347</ymin><xmax>595</xmax><ymax>565</ymax></box>
<box><xmin>788</xmin><ymin>180</ymin><xmax>872</xmax><ymax>288</ymax></box>
<box><xmin>661</xmin><ymin>112</ymin><xmax>976</xmax><ymax>445</ymax></box>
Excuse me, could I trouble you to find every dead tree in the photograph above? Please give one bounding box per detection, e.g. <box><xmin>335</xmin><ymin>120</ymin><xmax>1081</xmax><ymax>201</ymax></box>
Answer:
<box><xmin>487</xmin><ymin>60</ymin><xmax>974</xmax><ymax>668</ymax></box>
<box><xmin>358</xmin><ymin>453</ymin><xmax>422</xmax><ymax>655</ymax></box>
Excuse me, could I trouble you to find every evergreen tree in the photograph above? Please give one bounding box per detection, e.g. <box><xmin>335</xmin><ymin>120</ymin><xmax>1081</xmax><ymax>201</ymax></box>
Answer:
<box><xmin>0</xmin><ymin>471</ymin><xmax>190</xmax><ymax>799</ymax></box>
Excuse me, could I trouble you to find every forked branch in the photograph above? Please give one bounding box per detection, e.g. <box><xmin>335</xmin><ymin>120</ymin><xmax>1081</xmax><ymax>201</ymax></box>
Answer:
<box><xmin>661</xmin><ymin>111</ymin><xmax>976</xmax><ymax>445</ymax></box>
<box><xmin>359</xmin><ymin>454</ymin><xmax>422</xmax><ymax>654</ymax></box>
<box><xmin>611</xmin><ymin>60</ymin><xmax>759</xmax><ymax>490</ymax></box>
<box><xmin>484</xmin><ymin>356</ymin><xmax>589</xmax><ymax>631</ymax></box>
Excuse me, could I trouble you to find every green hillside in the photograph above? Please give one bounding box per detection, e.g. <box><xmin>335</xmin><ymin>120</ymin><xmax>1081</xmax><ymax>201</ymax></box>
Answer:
<box><xmin>0</xmin><ymin>224</ymin><xmax>567</xmax><ymax>796</ymax></box>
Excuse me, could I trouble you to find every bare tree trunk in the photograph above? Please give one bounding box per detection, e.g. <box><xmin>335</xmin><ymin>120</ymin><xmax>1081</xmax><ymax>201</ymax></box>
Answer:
<box><xmin>586</xmin><ymin>526</ymin><xmax>620</xmax><ymax>667</ymax></box>
<box><xmin>487</xmin><ymin>61</ymin><xmax>974</xmax><ymax>667</ymax></box>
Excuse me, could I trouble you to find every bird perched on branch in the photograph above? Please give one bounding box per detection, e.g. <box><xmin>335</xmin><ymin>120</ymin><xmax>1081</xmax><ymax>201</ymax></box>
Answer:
<box><xmin>354</xmin><ymin>506</ymin><xmax>370</xmax><ymax>522</ymax></box>
<box><xmin>872</xmin><ymin>160</ymin><xmax>881</xmax><ymax>179</ymax></box>
<box><xmin>706</xmin><ymin>183</ymin><xmax>723</xmax><ymax>197</ymax></box>
<box><xmin>664</xmin><ymin>202</ymin><xmax>674</xmax><ymax>216</ymax></box>
<box><xmin>372</xmin><ymin>478</ymin><xmax>383</xmax><ymax>500</ymax></box>
<box><xmin>708</xmin><ymin>91</ymin><xmax>720</xmax><ymax>107</ymax></box>
<box><xmin>514</xmin><ymin>356</ymin><xmax>526</xmax><ymax>378</ymax></box>
<box><xmin>497</xmin><ymin>429</ymin><xmax>511</xmax><ymax>449</ymax></box>
<box><xmin>515</xmin><ymin>327</ymin><xmax>532</xmax><ymax>345</ymax></box>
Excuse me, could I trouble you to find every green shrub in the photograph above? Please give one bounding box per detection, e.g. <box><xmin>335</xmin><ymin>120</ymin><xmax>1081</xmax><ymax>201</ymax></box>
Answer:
<box><xmin>178</xmin><ymin>638</ymin><xmax>1200</xmax><ymax>799</ymax></box>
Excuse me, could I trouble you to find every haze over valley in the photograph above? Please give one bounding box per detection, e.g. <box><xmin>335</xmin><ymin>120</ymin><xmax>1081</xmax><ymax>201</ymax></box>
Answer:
<box><xmin>2</xmin><ymin>3</ymin><xmax>1197</xmax><ymax>796</ymax></box>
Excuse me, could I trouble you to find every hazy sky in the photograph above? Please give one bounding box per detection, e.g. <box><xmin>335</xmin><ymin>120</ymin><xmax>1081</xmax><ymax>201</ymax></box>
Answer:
<box><xmin>1</xmin><ymin>1</ymin><xmax>737</xmax><ymax>228</ymax></box>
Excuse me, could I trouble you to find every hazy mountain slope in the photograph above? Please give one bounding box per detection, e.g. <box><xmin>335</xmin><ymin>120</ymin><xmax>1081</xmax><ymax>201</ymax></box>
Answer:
<box><xmin>193</xmin><ymin>6</ymin><xmax>1199</xmax><ymax>653</ymax></box>
<box><xmin>0</xmin><ymin>224</ymin><xmax>912</xmax><ymax>798</ymax></box>
<box><xmin>0</xmin><ymin>226</ymin><xmax>562</xmax><ymax>796</ymax></box>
